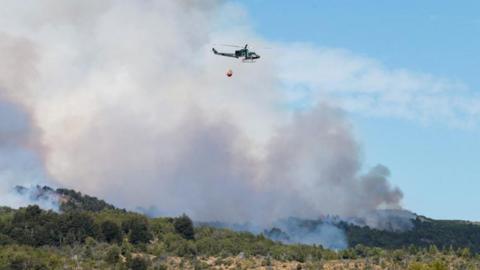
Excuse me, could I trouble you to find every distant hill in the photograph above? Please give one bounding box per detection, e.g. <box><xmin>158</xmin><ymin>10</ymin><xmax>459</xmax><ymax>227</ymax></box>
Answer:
<box><xmin>262</xmin><ymin>214</ymin><xmax>480</xmax><ymax>253</ymax></box>
<box><xmin>342</xmin><ymin>216</ymin><xmax>480</xmax><ymax>253</ymax></box>
<box><xmin>14</xmin><ymin>185</ymin><xmax>117</xmax><ymax>212</ymax></box>
<box><xmin>1</xmin><ymin>186</ymin><xmax>480</xmax><ymax>269</ymax></box>
<box><xmin>11</xmin><ymin>185</ymin><xmax>480</xmax><ymax>252</ymax></box>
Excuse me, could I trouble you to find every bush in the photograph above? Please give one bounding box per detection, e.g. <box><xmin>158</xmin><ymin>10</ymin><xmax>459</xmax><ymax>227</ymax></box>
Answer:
<box><xmin>129</xmin><ymin>256</ymin><xmax>149</xmax><ymax>270</ymax></box>
<box><xmin>101</xmin><ymin>220</ymin><xmax>122</xmax><ymax>243</ymax></box>
<box><xmin>105</xmin><ymin>245</ymin><xmax>121</xmax><ymax>264</ymax></box>
<box><xmin>122</xmin><ymin>217</ymin><xmax>153</xmax><ymax>244</ymax></box>
<box><xmin>174</xmin><ymin>214</ymin><xmax>195</xmax><ymax>240</ymax></box>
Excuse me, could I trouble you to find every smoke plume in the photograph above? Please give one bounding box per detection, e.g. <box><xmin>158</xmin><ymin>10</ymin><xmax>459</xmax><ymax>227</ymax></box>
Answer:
<box><xmin>267</xmin><ymin>218</ymin><xmax>348</xmax><ymax>250</ymax></box>
<box><xmin>0</xmin><ymin>0</ymin><xmax>404</xmax><ymax>229</ymax></box>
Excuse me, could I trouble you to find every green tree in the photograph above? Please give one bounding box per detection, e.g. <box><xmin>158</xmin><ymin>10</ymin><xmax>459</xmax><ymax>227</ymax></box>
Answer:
<box><xmin>122</xmin><ymin>217</ymin><xmax>153</xmax><ymax>244</ymax></box>
<box><xmin>174</xmin><ymin>214</ymin><xmax>195</xmax><ymax>240</ymax></box>
<box><xmin>129</xmin><ymin>256</ymin><xmax>148</xmax><ymax>270</ymax></box>
<box><xmin>105</xmin><ymin>245</ymin><xmax>121</xmax><ymax>264</ymax></box>
<box><xmin>101</xmin><ymin>220</ymin><xmax>122</xmax><ymax>243</ymax></box>
<box><xmin>60</xmin><ymin>212</ymin><xmax>99</xmax><ymax>244</ymax></box>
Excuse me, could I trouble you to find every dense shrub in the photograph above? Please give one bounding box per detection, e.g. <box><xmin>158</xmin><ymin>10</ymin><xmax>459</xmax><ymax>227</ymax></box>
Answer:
<box><xmin>174</xmin><ymin>214</ymin><xmax>195</xmax><ymax>240</ymax></box>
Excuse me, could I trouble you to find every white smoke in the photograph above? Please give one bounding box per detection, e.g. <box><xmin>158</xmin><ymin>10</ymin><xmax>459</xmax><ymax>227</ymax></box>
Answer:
<box><xmin>269</xmin><ymin>218</ymin><xmax>348</xmax><ymax>250</ymax></box>
<box><xmin>0</xmin><ymin>96</ymin><xmax>53</xmax><ymax>208</ymax></box>
<box><xmin>0</xmin><ymin>32</ymin><xmax>53</xmax><ymax>207</ymax></box>
<box><xmin>0</xmin><ymin>0</ymin><xmax>405</xmax><ymax>227</ymax></box>
<box><xmin>9</xmin><ymin>185</ymin><xmax>60</xmax><ymax>211</ymax></box>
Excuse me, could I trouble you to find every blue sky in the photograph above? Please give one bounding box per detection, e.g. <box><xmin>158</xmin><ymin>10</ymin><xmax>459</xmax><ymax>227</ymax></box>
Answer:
<box><xmin>236</xmin><ymin>0</ymin><xmax>480</xmax><ymax>221</ymax></box>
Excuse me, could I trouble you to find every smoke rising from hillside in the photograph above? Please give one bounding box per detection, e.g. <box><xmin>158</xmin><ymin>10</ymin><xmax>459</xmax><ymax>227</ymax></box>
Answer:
<box><xmin>0</xmin><ymin>0</ymin><xmax>403</xmax><ymax>226</ymax></box>
<box><xmin>0</xmin><ymin>97</ymin><xmax>52</xmax><ymax>208</ymax></box>
<box><xmin>0</xmin><ymin>34</ymin><xmax>52</xmax><ymax>208</ymax></box>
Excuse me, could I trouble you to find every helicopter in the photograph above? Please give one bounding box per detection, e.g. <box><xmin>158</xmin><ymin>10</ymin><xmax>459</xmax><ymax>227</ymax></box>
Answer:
<box><xmin>212</xmin><ymin>44</ymin><xmax>260</xmax><ymax>62</ymax></box>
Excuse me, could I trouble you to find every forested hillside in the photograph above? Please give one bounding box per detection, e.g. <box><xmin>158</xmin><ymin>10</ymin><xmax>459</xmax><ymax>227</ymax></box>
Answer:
<box><xmin>1</xmin><ymin>188</ymin><xmax>480</xmax><ymax>269</ymax></box>
<box><xmin>343</xmin><ymin>217</ymin><xmax>480</xmax><ymax>253</ymax></box>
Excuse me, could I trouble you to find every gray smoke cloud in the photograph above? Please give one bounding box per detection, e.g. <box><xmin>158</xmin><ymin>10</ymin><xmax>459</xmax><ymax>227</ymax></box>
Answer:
<box><xmin>0</xmin><ymin>98</ymin><xmax>55</xmax><ymax>209</ymax></box>
<box><xmin>0</xmin><ymin>0</ymin><xmax>404</xmax><ymax>229</ymax></box>
<box><xmin>0</xmin><ymin>33</ymin><xmax>55</xmax><ymax>208</ymax></box>
<box><xmin>267</xmin><ymin>218</ymin><xmax>349</xmax><ymax>250</ymax></box>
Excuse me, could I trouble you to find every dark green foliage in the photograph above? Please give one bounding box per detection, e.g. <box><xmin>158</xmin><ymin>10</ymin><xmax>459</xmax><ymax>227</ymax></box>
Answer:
<box><xmin>105</xmin><ymin>245</ymin><xmax>121</xmax><ymax>264</ymax></box>
<box><xmin>191</xmin><ymin>226</ymin><xmax>326</xmax><ymax>261</ymax></box>
<box><xmin>8</xmin><ymin>205</ymin><xmax>61</xmax><ymax>246</ymax></box>
<box><xmin>264</xmin><ymin>227</ymin><xmax>290</xmax><ymax>242</ymax></box>
<box><xmin>0</xmin><ymin>205</ymin><xmax>100</xmax><ymax>247</ymax></box>
<box><xmin>122</xmin><ymin>216</ymin><xmax>153</xmax><ymax>244</ymax></box>
<box><xmin>128</xmin><ymin>256</ymin><xmax>148</xmax><ymax>270</ymax></box>
<box><xmin>0</xmin><ymin>246</ymin><xmax>62</xmax><ymax>269</ymax></box>
<box><xmin>343</xmin><ymin>216</ymin><xmax>480</xmax><ymax>253</ymax></box>
<box><xmin>8</xmin><ymin>255</ymin><xmax>48</xmax><ymax>270</ymax></box>
<box><xmin>101</xmin><ymin>220</ymin><xmax>122</xmax><ymax>243</ymax></box>
<box><xmin>60</xmin><ymin>211</ymin><xmax>100</xmax><ymax>245</ymax></box>
<box><xmin>0</xmin><ymin>233</ymin><xmax>13</xmax><ymax>245</ymax></box>
<box><xmin>1</xmin><ymin>187</ymin><xmax>480</xmax><ymax>268</ymax></box>
<box><xmin>174</xmin><ymin>214</ymin><xmax>195</xmax><ymax>240</ymax></box>
<box><xmin>56</xmin><ymin>188</ymin><xmax>117</xmax><ymax>212</ymax></box>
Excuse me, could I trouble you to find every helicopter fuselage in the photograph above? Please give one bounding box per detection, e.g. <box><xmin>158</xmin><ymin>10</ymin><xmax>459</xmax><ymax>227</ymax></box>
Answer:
<box><xmin>212</xmin><ymin>45</ymin><xmax>260</xmax><ymax>61</ymax></box>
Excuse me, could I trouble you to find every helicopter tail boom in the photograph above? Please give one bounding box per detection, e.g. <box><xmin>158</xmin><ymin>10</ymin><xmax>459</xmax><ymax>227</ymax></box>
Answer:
<box><xmin>212</xmin><ymin>48</ymin><xmax>237</xmax><ymax>58</ymax></box>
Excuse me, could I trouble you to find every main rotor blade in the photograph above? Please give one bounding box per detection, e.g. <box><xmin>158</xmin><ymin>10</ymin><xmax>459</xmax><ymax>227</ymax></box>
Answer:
<box><xmin>214</xmin><ymin>44</ymin><xmax>243</xmax><ymax>48</ymax></box>
<box><xmin>249</xmin><ymin>46</ymin><xmax>272</xmax><ymax>50</ymax></box>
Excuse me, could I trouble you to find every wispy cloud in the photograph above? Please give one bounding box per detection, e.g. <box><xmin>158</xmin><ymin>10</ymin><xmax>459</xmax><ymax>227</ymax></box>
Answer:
<box><xmin>274</xmin><ymin>44</ymin><xmax>479</xmax><ymax>127</ymax></box>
